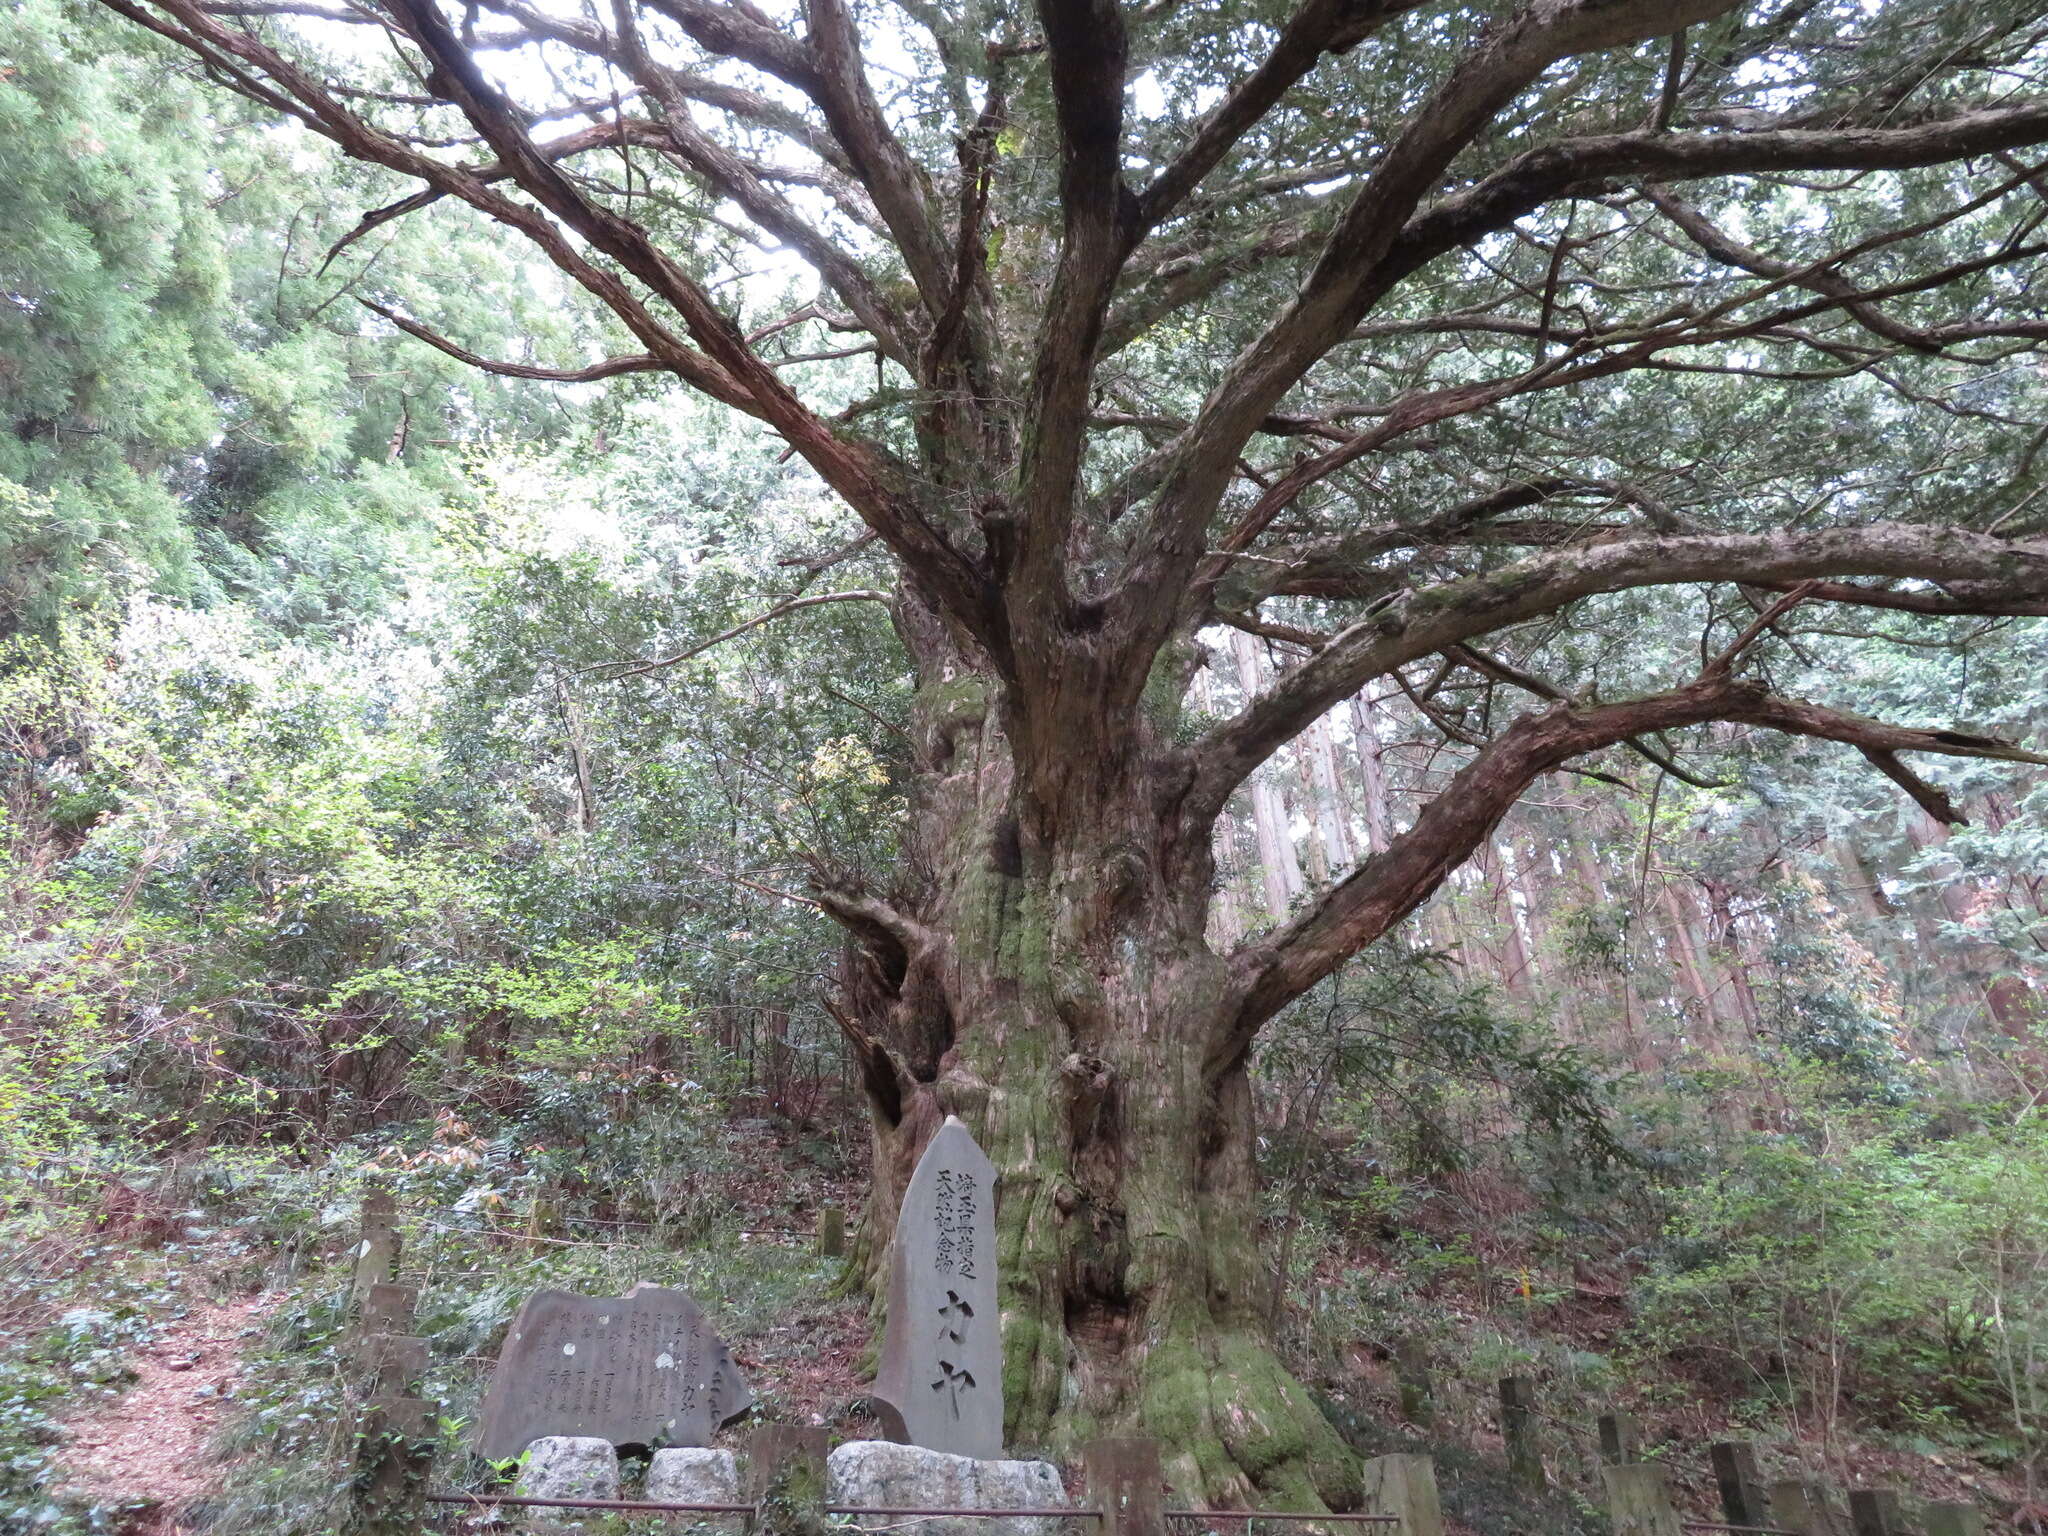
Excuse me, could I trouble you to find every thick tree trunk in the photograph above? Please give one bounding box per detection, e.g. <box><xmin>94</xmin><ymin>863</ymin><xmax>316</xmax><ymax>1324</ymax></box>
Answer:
<box><xmin>836</xmin><ymin>623</ymin><xmax>1358</xmax><ymax>1508</ymax></box>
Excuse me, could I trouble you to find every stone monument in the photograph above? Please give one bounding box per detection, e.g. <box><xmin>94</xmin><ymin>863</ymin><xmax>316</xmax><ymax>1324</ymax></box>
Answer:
<box><xmin>474</xmin><ymin>1281</ymin><xmax>752</xmax><ymax>1460</ymax></box>
<box><xmin>873</xmin><ymin>1115</ymin><xmax>1002</xmax><ymax>1458</ymax></box>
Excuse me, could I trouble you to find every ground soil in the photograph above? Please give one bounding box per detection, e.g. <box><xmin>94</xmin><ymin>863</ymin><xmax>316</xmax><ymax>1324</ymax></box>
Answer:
<box><xmin>57</xmin><ymin>1288</ymin><xmax>274</xmax><ymax>1535</ymax></box>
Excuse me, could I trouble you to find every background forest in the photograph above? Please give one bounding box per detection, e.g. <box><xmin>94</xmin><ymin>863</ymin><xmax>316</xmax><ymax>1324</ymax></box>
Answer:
<box><xmin>5</xmin><ymin>1</ymin><xmax>2048</xmax><ymax>1533</ymax></box>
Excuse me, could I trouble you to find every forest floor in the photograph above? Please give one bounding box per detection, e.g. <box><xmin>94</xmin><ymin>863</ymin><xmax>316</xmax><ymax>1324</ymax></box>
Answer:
<box><xmin>0</xmin><ymin>1122</ymin><xmax>2037</xmax><ymax>1536</ymax></box>
<box><xmin>54</xmin><ymin>1287</ymin><xmax>273</xmax><ymax>1534</ymax></box>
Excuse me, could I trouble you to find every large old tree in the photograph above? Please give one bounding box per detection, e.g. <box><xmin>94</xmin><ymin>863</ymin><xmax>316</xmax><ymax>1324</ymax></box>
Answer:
<box><xmin>105</xmin><ymin>0</ymin><xmax>2048</xmax><ymax>1499</ymax></box>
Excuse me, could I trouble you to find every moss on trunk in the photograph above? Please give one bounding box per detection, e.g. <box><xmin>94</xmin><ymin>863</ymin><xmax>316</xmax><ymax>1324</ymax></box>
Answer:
<box><xmin>839</xmin><ymin>662</ymin><xmax>1353</xmax><ymax>1505</ymax></box>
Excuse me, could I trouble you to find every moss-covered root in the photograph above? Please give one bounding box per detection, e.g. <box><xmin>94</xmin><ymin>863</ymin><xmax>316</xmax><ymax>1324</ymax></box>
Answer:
<box><xmin>1139</xmin><ymin>1333</ymin><xmax>1362</xmax><ymax>1511</ymax></box>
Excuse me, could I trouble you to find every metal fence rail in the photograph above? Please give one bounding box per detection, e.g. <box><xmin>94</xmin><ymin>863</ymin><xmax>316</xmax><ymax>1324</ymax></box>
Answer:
<box><xmin>425</xmin><ymin>1492</ymin><xmax>1103</xmax><ymax>1518</ymax></box>
<box><xmin>424</xmin><ymin>1492</ymin><xmax>1400</xmax><ymax>1523</ymax></box>
<box><xmin>1165</xmin><ymin>1514</ymin><xmax>1398</xmax><ymax>1524</ymax></box>
<box><xmin>426</xmin><ymin>1493</ymin><xmax>760</xmax><ymax>1514</ymax></box>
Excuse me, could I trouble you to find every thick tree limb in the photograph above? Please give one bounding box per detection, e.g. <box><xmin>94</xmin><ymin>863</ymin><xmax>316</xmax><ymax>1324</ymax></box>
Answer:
<box><xmin>1012</xmin><ymin>0</ymin><xmax>1137</xmax><ymax>624</ymax></box>
<box><xmin>1220</xmin><ymin>673</ymin><xmax>2048</xmax><ymax>1058</ymax></box>
<box><xmin>1127</xmin><ymin>98</ymin><xmax>2048</xmax><ymax>626</ymax></box>
<box><xmin>1386</xmin><ymin>103</ymin><xmax>2048</xmax><ymax>311</ymax></box>
<box><xmin>800</xmin><ymin>0</ymin><xmax>957</xmax><ymax>317</ymax></box>
<box><xmin>1644</xmin><ymin>179</ymin><xmax>2048</xmax><ymax>356</ymax></box>
<box><xmin>1134</xmin><ymin>0</ymin><xmax>1420</xmax><ymax>233</ymax></box>
<box><xmin>1128</xmin><ymin>0</ymin><xmax>1740</xmax><ymax>614</ymax></box>
<box><xmin>100</xmin><ymin>0</ymin><xmax>778</xmax><ymax>418</ymax></box>
<box><xmin>1188</xmin><ymin>523</ymin><xmax>2048</xmax><ymax>822</ymax></box>
<box><xmin>1449</xmin><ymin>642</ymin><xmax>1726</xmax><ymax>788</ymax></box>
<box><xmin>1859</xmin><ymin>748</ymin><xmax>1970</xmax><ymax>826</ymax></box>
<box><xmin>606</xmin><ymin>0</ymin><xmax>918</xmax><ymax>369</ymax></box>
<box><xmin>323</xmin><ymin>117</ymin><xmax>670</xmax><ymax>269</ymax></box>
<box><xmin>364</xmin><ymin>0</ymin><xmax>999</xmax><ymax>649</ymax></box>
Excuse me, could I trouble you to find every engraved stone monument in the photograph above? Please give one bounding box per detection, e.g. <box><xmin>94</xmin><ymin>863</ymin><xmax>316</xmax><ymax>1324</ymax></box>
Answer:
<box><xmin>874</xmin><ymin>1115</ymin><xmax>1002</xmax><ymax>1458</ymax></box>
<box><xmin>474</xmin><ymin>1281</ymin><xmax>752</xmax><ymax>1460</ymax></box>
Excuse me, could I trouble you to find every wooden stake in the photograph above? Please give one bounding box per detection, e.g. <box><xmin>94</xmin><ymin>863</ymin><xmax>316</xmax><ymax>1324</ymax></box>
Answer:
<box><xmin>1362</xmin><ymin>1454</ymin><xmax>1443</xmax><ymax>1536</ymax></box>
<box><xmin>1498</xmin><ymin>1377</ymin><xmax>1545</xmax><ymax>1491</ymax></box>
<box><xmin>1710</xmin><ymin>1441</ymin><xmax>1773</xmax><ymax>1530</ymax></box>
<box><xmin>352</xmin><ymin>1188</ymin><xmax>399</xmax><ymax>1303</ymax></box>
<box><xmin>1598</xmin><ymin>1412</ymin><xmax>1641</xmax><ymax>1465</ymax></box>
<box><xmin>747</xmin><ymin>1426</ymin><xmax>828</xmax><ymax>1536</ymax></box>
<box><xmin>355</xmin><ymin>1282</ymin><xmax>418</xmax><ymax>1342</ymax></box>
<box><xmin>358</xmin><ymin>1333</ymin><xmax>428</xmax><ymax>1396</ymax></box>
<box><xmin>1848</xmin><ymin>1489</ymin><xmax>1906</xmax><ymax>1536</ymax></box>
<box><xmin>1770</xmin><ymin>1479</ymin><xmax>1846</xmax><ymax>1536</ymax></box>
<box><xmin>1603</xmin><ymin>1464</ymin><xmax>1682</xmax><ymax>1536</ymax></box>
<box><xmin>1082</xmin><ymin>1438</ymin><xmax>1166</xmax><ymax>1536</ymax></box>
<box><xmin>1922</xmin><ymin>1502</ymin><xmax>1984</xmax><ymax>1536</ymax></box>
<box><xmin>1395</xmin><ymin>1341</ymin><xmax>1435</xmax><ymax>1429</ymax></box>
<box><xmin>347</xmin><ymin>1395</ymin><xmax>433</xmax><ymax>1536</ymax></box>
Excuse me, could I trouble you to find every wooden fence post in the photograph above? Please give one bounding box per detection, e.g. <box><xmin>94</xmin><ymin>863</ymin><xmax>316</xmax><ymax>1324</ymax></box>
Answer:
<box><xmin>1394</xmin><ymin>1341</ymin><xmax>1435</xmax><ymax>1429</ymax></box>
<box><xmin>748</xmin><ymin>1425</ymin><xmax>828</xmax><ymax>1536</ymax></box>
<box><xmin>358</xmin><ymin>1333</ymin><xmax>428</xmax><ymax>1395</ymax></box>
<box><xmin>525</xmin><ymin>1187</ymin><xmax>559</xmax><ymax>1253</ymax></box>
<box><xmin>355</xmin><ymin>1282</ymin><xmax>420</xmax><ymax>1343</ymax></box>
<box><xmin>1598</xmin><ymin>1413</ymin><xmax>1641</xmax><ymax>1466</ymax></box>
<box><xmin>1848</xmin><ymin>1489</ymin><xmax>1908</xmax><ymax>1536</ymax></box>
<box><xmin>1603</xmin><ymin>1464</ymin><xmax>1683</xmax><ymax>1536</ymax></box>
<box><xmin>1497</xmin><ymin>1377</ymin><xmax>1545</xmax><ymax>1491</ymax></box>
<box><xmin>352</xmin><ymin>1189</ymin><xmax>399</xmax><ymax>1304</ymax></box>
<box><xmin>1770</xmin><ymin>1480</ymin><xmax>1846</xmax><ymax>1536</ymax></box>
<box><xmin>347</xmin><ymin>1394</ymin><xmax>435</xmax><ymax>1536</ymax></box>
<box><xmin>1710</xmin><ymin>1441</ymin><xmax>1774</xmax><ymax>1530</ymax></box>
<box><xmin>1921</xmin><ymin>1503</ymin><xmax>1983</xmax><ymax>1536</ymax></box>
<box><xmin>1082</xmin><ymin>1438</ymin><xmax>1165</xmax><ymax>1536</ymax></box>
<box><xmin>818</xmin><ymin>1204</ymin><xmax>846</xmax><ymax>1259</ymax></box>
<box><xmin>345</xmin><ymin>1275</ymin><xmax>431</xmax><ymax>1536</ymax></box>
<box><xmin>1362</xmin><ymin>1454</ymin><xmax>1443</xmax><ymax>1536</ymax></box>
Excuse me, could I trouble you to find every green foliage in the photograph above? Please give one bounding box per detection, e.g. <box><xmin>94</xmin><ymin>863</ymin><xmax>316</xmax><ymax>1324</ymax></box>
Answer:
<box><xmin>0</xmin><ymin>0</ymin><xmax>580</xmax><ymax>636</ymax></box>
<box><xmin>1631</xmin><ymin>1108</ymin><xmax>2048</xmax><ymax>1473</ymax></box>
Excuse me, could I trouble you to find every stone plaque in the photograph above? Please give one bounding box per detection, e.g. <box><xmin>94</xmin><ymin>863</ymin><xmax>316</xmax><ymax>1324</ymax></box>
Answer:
<box><xmin>874</xmin><ymin>1116</ymin><xmax>1002</xmax><ymax>1458</ymax></box>
<box><xmin>473</xmin><ymin>1282</ymin><xmax>752</xmax><ymax>1460</ymax></box>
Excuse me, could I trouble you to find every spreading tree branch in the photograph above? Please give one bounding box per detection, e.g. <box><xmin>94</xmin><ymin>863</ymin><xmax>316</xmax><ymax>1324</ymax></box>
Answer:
<box><xmin>1188</xmin><ymin>523</ymin><xmax>2048</xmax><ymax>822</ymax></box>
<box><xmin>583</xmin><ymin>590</ymin><xmax>894</xmax><ymax>680</ymax></box>
<box><xmin>359</xmin><ymin>298</ymin><xmax>663</xmax><ymax>381</ymax></box>
<box><xmin>1220</xmin><ymin>673</ymin><xmax>2048</xmax><ymax>1062</ymax></box>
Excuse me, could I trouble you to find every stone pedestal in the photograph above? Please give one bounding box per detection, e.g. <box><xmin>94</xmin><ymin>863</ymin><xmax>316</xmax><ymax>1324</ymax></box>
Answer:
<box><xmin>515</xmin><ymin>1435</ymin><xmax>620</xmax><ymax>1526</ymax></box>
<box><xmin>828</xmin><ymin>1441</ymin><xmax>1068</xmax><ymax>1536</ymax></box>
<box><xmin>649</xmin><ymin>1447</ymin><xmax>742</xmax><ymax>1509</ymax></box>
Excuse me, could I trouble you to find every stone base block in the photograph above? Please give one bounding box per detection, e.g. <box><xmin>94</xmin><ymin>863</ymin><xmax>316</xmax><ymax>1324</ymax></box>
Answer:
<box><xmin>828</xmin><ymin>1440</ymin><xmax>1069</xmax><ymax>1536</ymax></box>
<box><xmin>648</xmin><ymin>1447</ymin><xmax>742</xmax><ymax>1511</ymax></box>
<box><xmin>515</xmin><ymin>1435</ymin><xmax>620</xmax><ymax>1523</ymax></box>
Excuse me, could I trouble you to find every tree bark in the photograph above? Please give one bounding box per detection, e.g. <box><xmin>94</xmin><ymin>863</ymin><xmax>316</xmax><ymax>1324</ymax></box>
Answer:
<box><xmin>834</xmin><ymin>615</ymin><xmax>1358</xmax><ymax>1507</ymax></box>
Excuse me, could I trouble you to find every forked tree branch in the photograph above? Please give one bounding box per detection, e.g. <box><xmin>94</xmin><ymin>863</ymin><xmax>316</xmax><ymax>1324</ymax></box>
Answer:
<box><xmin>1124</xmin><ymin>98</ymin><xmax>2048</xmax><ymax>624</ymax></box>
<box><xmin>1134</xmin><ymin>0</ymin><xmax>1420</xmax><ymax>234</ymax></box>
<box><xmin>1218</xmin><ymin>673</ymin><xmax>2048</xmax><ymax>1063</ymax></box>
<box><xmin>605</xmin><ymin>0</ymin><xmax>918</xmax><ymax>368</ymax></box>
<box><xmin>1124</xmin><ymin>0</ymin><xmax>1739</xmax><ymax>618</ymax></box>
<box><xmin>1010</xmin><ymin>0</ymin><xmax>1136</xmax><ymax>624</ymax></box>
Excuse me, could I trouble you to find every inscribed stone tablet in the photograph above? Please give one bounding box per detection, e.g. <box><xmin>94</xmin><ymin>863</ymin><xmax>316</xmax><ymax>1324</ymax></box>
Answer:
<box><xmin>473</xmin><ymin>1282</ymin><xmax>752</xmax><ymax>1460</ymax></box>
<box><xmin>874</xmin><ymin>1116</ymin><xmax>1002</xmax><ymax>1458</ymax></box>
